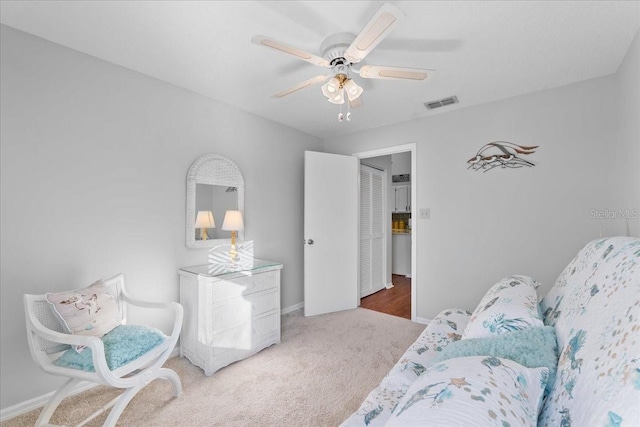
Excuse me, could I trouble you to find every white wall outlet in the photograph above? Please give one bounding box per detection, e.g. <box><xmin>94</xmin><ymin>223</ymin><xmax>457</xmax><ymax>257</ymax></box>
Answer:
<box><xmin>419</xmin><ymin>208</ymin><xmax>430</xmax><ymax>219</ymax></box>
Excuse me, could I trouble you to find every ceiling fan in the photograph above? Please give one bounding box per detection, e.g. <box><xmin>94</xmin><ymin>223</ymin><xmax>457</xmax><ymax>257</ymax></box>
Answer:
<box><xmin>252</xmin><ymin>3</ymin><xmax>432</xmax><ymax>121</ymax></box>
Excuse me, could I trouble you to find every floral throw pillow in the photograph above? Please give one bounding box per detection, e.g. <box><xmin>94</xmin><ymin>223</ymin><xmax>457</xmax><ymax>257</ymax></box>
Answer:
<box><xmin>46</xmin><ymin>280</ymin><xmax>122</xmax><ymax>351</ymax></box>
<box><xmin>385</xmin><ymin>356</ymin><xmax>548</xmax><ymax>427</ymax></box>
<box><xmin>462</xmin><ymin>275</ymin><xmax>543</xmax><ymax>339</ymax></box>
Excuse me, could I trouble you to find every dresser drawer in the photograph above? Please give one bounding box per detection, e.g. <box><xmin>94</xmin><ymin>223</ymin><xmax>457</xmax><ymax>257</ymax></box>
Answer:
<box><xmin>212</xmin><ymin>311</ymin><xmax>279</xmax><ymax>356</ymax></box>
<box><xmin>212</xmin><ymin>270</ymin><xmax>278</xmax><ymax>300</ymax></box>
<box><xmin>179</xmin><ymin>260</ymin><xmax>282</xmax><ymax>376</ymax></box>
<box><xmin>211</xmin><ymin>289</ymin><xmax>279</xmax><ymax>331</ymax></box>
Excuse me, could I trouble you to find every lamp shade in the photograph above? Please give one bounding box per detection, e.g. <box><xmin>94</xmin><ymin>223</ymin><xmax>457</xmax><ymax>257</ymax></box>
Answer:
<box><xmin>321</xmin><ymin>77</ymin><xmax>341</xmax><ymax>99</ymax></box>
<box><xmin>221</xmin><ymin>210</ymin><xmax>244</xmax><ymax>231</ymax></box>
<box><xmin>195</xmin><ymin>211</ymin><xmax>215</xmax><ymax>228</ymax></box>
<box><xmin>327</xmin><ymin>88</ymin><xmax>345</xmax><ymax>105</ymax></box>
<box><xmin>343</xmin><ymin>79</ymin><xmax>363</xmax><ymax>101</ymax></box>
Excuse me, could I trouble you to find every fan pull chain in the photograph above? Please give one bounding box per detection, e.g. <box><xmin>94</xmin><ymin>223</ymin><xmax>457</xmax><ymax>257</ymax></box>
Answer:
<box><xmin>336</xmin><ymin>88</ymin><xmax>353</xmax><ymax>122</ymax></box>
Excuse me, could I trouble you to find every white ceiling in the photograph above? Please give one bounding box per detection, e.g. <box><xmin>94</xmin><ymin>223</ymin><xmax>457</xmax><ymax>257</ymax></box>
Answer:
<box><xmin>1</xmin><ymin>1</ymin><xmax>639</xmax><ymax>139</ymax></box>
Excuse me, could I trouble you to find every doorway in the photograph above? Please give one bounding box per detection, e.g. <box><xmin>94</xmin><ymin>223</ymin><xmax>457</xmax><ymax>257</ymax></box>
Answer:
<box><xmin>354</xmin><ymin>144</ymin><xmax>416</xmax><ymax>321</ymax></box>
<box><xmin>361</xmin><ymin>274</ymin><xmax>412</xmax><ymax>319</ymax></box>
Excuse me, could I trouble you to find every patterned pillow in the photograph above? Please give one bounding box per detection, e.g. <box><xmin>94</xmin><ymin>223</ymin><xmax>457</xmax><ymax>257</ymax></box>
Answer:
<box><xmin>46</xmin><ymin>280</ymin><xmax>122</xmax><ymax>351</ymax></box>
<box><xmin>462</xmin><ymin>275</ymin><xmax>543</xmax><ymax>339</ymax></box>
<box><xmin>385</xmin><ymin>356</ymin><xmax>548</xmax><ymax>427</ymax></box>
<box><xmin>434</xmin><ymin>326</ymin><xmax>558</xmax><ymax>396</ymax></box>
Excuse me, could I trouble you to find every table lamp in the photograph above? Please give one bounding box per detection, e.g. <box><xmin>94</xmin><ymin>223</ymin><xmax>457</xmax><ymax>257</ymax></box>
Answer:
<box><xmin>195</xmin><ymin>210</ymin><xmax>215</xmax><ymax>240</ymax></box>
<box><xmin>222</xmin><ymin>210</ymin><xmax>244</xmax><ymax>262</ymax></box>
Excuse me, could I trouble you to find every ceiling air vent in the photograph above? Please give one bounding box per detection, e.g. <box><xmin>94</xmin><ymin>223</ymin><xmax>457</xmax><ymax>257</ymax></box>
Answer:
<box><xmin>424</xmin><ymin>95</ymin><xmax>459</xmax><ymax>110</ymax></box>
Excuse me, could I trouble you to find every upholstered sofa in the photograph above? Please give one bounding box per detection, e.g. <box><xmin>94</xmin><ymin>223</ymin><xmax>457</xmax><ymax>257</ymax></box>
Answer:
<box><xmin>342</xmin><ymin>236</ymin><xmax>640</xmax><ymax>426</ymax></box>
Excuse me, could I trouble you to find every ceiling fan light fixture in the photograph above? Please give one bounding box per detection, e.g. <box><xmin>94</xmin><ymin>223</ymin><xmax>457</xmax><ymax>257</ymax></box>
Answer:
<box><xmin>328</xmin><ymin>88</ymin><xmax>345</xmax><ymax>105</ymax></box>
<box><xmin>321</xmin><ymin>76</ymin><xmax>341</xmax><ymax>98</ymax></box>
<box><xmin>343</xmin><ymin>79</ymin><xmax>363</xmax><ymax>101</ymax></box>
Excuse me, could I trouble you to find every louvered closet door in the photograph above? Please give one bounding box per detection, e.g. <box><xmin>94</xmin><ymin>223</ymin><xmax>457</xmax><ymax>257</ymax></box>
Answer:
<box><xmin>360</xmin><ymin>165</ymin><xmax>386</xmax><ymax>298</ymax></box>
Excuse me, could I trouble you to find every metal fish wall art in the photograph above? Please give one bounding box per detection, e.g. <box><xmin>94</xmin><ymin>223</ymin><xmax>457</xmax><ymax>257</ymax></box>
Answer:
<box><xmin>467</xmin><ymin>141</ymin><xmax>538</xmax><ymax>172</ymax></box>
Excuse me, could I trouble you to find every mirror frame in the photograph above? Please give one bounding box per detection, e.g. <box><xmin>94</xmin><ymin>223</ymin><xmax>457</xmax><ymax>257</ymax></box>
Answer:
<box><xmin>186</xmin><ymin>154</ymin><xmax>245</xmax><ymax>249</ymax></box>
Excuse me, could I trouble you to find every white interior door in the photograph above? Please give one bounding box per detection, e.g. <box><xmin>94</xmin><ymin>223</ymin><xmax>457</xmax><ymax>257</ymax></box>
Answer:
<box><xmin>304</xmin><ymin>151</ymin><xmax>358</xmax><ymax>317</ymax></box>
<box><xmin>360</xmin><ymin>164</ymin><xmax>386</xmax><ymax>298</ymax></box>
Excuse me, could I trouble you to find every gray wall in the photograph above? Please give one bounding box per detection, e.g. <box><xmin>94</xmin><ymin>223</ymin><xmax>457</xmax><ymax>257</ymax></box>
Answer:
<box><xmin>325</xmin><ymin>62</ymin><xmax>638</xmax><ymax>319</ymax></box>
<box><xmin>391</xmin><ymin>152</ymin><xmax>411</xmax><ymax>178</ymax></box>
<box><xmin>0</xmin><ymin>25</ymin><xmax>322</xmax><ymax>408</ymax></box>
<box><xmin>2</xmin><ymin>21</ymin><xmax>638</xmax><ymax>413</ymax></box>
<box><xmin>614</xmin><ymin>30</ymin><xmax>640</xmax><ymax>237</ymax></box>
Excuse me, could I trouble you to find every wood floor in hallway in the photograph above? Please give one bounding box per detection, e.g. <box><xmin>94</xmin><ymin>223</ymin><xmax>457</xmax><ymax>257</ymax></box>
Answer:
<box><xmin>360</xmin><ymin>274</ymin><xmax>411</xmax><ymax>319</ymax></box>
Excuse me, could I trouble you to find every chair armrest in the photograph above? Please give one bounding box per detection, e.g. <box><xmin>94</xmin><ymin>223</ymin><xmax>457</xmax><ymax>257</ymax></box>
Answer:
<box><xmin>425</xmin><ymin>308</ymin><xmax>472</xmax><ymax>337</ymax></box>
<box><xmin>122</xmin><ymin>292</ymin><xmax>176</xmax><ymax>310</ymax></box>
<box><xmin>26</xmin><ymin>315</ymin><xmax>111</xmax><ymax>374</ymax></box>
<box><xmin>120</xmin><ymin>289</ymin><xmax>183</xmax><ymax>335</ymax></box>
<box><xmin>122</xmin><ymin>293</ymin><xmax>183</xmax><ymax>333</ymax></box>
<box><xmin>28</xmin><ymin>317</ymin><xmax>103</xmax><ymax>349</ymax></box>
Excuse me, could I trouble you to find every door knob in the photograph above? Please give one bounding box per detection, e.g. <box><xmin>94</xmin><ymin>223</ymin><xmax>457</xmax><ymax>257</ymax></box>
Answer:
<box><xmin>307</xmin><ymin>239</ymin><xmax>314</xmax><ymax>245</ymax></box>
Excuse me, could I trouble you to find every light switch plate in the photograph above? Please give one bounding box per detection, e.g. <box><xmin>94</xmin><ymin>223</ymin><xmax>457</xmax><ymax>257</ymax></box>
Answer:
<box><xmin>419</xmin><ymin>208</ymin><xmax>430</xmax><ymax>219</ymax></box>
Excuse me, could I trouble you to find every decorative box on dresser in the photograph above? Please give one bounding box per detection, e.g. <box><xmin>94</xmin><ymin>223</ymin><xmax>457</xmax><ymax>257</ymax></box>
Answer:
<box><xmin>179</xmin><ymin>259</ymin><xmax>282</xmax><ymax>376</ymax></box>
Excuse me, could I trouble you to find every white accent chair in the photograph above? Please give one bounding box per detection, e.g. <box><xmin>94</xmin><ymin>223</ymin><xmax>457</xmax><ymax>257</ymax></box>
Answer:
<box><xmin>23</xmin><ymin>273</ymin><xmax>183</xmax><ymax>427</ymax></box>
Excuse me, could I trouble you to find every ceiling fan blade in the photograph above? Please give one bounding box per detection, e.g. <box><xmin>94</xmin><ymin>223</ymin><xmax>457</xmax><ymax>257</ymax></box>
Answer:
<box><xmin>271</xmin><ymin>74</ymin><xmax>331</xmax><ymax>98</ymax></box>
<box><xmin>252</xmin><ymin>35</ymin><xmax>330</xmax><ymax>68</ymax></box>
<box><xmin>344</xmin><ymin>3</ymin><xmax>404</xmax><ymax>64</ymax></box>
<box><xmin>358</xmin><ymin>65</ymin><xmax>432</xmax><ymax>81</ymax></box>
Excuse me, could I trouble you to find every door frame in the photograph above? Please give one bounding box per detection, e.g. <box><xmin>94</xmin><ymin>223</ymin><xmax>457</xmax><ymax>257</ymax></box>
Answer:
<box><xmin>353</xmin><ymin>143</ymin><xmax>417</xmax><ymax>322</ymax></box>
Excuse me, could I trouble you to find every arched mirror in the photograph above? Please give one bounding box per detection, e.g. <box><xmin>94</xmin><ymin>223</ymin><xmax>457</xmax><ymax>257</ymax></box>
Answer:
<box><xmin>186</xmin><ymin>154</ymin><xmax>245</xmax><ymax>249</ymax></box>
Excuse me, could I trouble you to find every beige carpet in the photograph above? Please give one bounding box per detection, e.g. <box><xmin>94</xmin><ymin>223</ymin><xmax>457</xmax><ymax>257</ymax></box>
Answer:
<box><xmin>3</xmin><ymin>308</ymin><xmax>425</xmax><ymax>427</ymax></box>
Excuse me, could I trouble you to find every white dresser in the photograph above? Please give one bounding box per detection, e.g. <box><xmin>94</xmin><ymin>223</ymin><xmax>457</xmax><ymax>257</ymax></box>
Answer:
<box><xmin>179</xmin><ymin>259</ymin><xmax>282</xmax><ymax>376</ymax></box>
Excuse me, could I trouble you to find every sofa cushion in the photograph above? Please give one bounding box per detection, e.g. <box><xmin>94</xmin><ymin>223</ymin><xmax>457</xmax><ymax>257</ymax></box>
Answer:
<box><xmin>462</xmin><ymin>275</ymin><xmax>543</xmax><ymax>339</ymax></box>
<box><xmin>340</xmin><ymin>309</ymin><xmax>471</xmax><ymax>427</ymax></box>
<box><xmin>539</xmin><ymin>237</ymin><xmax>640</xmax><ymax>426</ymax></box>
<box><xmin>434</xmin><ymin>325</ymin><xmax>558</xmax><ymax>396</ymax></box>
<box><xmin>385</xmin><ymin>356</ymin><xmax>548</xmax><ymax>427</ymax></box>
<box><xmin>53</xmin><ymin>324</ymin><xmax>165</xmax><ymax>372</ymax></box>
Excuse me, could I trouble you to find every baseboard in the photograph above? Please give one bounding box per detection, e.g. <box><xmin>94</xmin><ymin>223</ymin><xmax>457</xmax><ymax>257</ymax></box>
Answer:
<box><xmin>170</xmin><ymin>346</ymin><xmax>180</xmax><ymax>358</ymax></box>
<box><xmin>0</xmin><ymin>346</ymin><xmax>183</xmax><ymax>422</ymax></box>
<box><xmin>414</xmin><ymin>316</ymin><xmax>431</xmax><ymax>325</ymax></box>
<box><xmin>0</xmin><ymin>380</ymin><xmax>97</xmax><ymax>422</ymax></box>
<box><xmin>281</xmin><ymin>302</ymin><xmax>304</xmax><ymax>315</ymax></box>
<box><xmin>385</xmin><ymin>282</ymin><xmax>394</xmax><ymax>289</ymax></box>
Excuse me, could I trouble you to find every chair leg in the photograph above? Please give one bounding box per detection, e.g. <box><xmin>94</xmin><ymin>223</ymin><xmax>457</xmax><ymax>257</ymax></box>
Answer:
<box><xmin>158</xmin><ymin>368</ymin><xmax>182</xmax><ymax>397</ymax></box>
<box><xmin>102</xmin><ymin>385</ymin><xmax>143</xmax><ymax>427</ymax></box>
<box><xmin>102</xmin><ymin>368</ymin><xmax>182</xmax><ymax>427</ymax></box>
<box><xmin>36</xmin><ymin>378</ymin><xmax>82</xmax><ymax>427</ymax></box>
